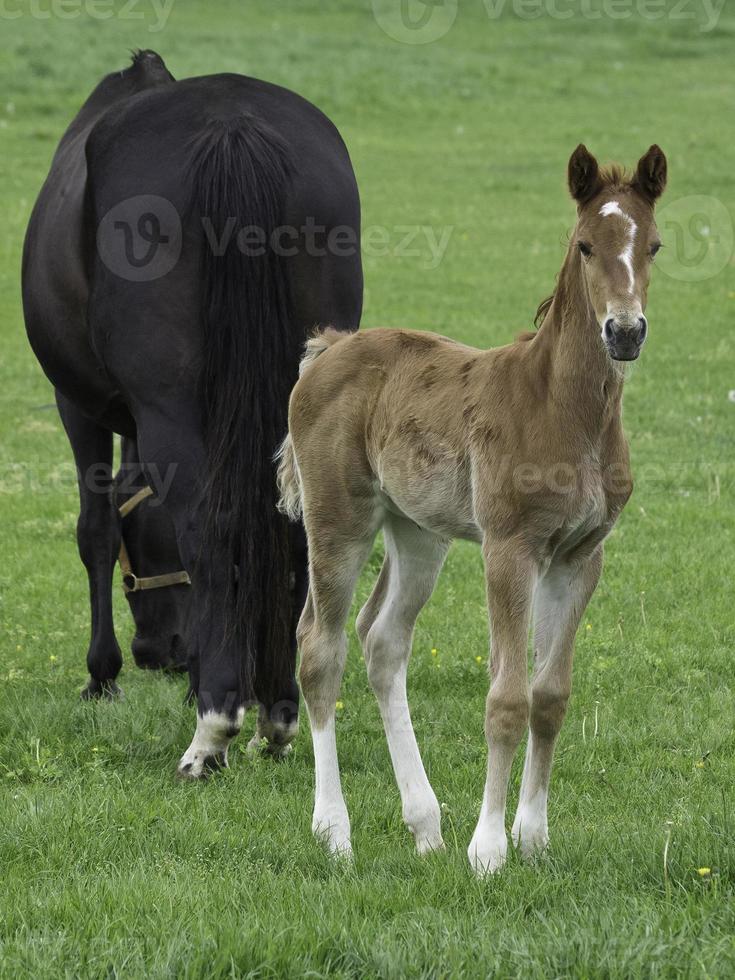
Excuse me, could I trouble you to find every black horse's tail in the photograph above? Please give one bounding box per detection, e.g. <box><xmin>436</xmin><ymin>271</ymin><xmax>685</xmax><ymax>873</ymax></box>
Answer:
<box><xmin>190</xmin><ymin>116</ymin><xmax>297</xmax><ymax>704</ymax></box>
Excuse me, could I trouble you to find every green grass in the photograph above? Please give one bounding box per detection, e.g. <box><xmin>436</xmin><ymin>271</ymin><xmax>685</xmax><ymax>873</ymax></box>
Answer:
<box><xmin>1</xmin><ymin>1</ymin><xmax>734</xmax><ymax>976</ymax></box>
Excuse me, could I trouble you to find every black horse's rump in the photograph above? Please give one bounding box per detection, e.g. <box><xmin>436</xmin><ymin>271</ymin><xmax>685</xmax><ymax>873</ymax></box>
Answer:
<box><xmin>23</xmin><ymin>51</ymin><xmax>362</xmax><ymax>763</ymax></box>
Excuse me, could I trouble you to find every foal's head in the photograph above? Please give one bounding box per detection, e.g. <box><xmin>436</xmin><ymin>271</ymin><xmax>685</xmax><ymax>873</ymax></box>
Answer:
<box><xmin>568</xmin><ymin>144</ymin><xmax>667</xmax><ymax>361</ymax></box>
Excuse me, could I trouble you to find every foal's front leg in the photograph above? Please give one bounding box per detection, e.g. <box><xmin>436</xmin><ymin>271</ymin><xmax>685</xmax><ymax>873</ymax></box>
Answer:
<box><xmin>468</xmin><ymin>537</ymin><xmax>536</xmax><ymax>875</ymax></box>
<box><xmin>358</xmin><ymin>516</ymin><xmax>449</xmax><ymax>854</ymax></box>
<box><xmin>512</xmin><ymin>549</ymin><xmax>603</xmax><ymax>858</ymax></box>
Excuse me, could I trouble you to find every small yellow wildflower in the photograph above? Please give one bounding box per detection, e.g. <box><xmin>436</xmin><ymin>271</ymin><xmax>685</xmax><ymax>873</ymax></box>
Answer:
<box><xmin>49</xmin><ymin>655</ymin><xmax>58</xmax><ymax>664</ymax></box>
<box><xmin>585</xmin><ymin>624</ymin><xmax>592</xmax><ymax>632</ymax></box>
<box><xmin>475</xmin><ymin>656</ymin><xmax>483</xmax><ymax>664</ymax></box>
<box><xmin>431</xmin><ymin>648</ymin><xmax>438</xmax><ymax>657</ymax></box>
<box><xmin>91</xmin><ymin>746</ymin><xmax>99</xmax><ymax>754</ymax></box>
<box><xmin>697</xmin><ymin>867</ymin><xmax>711</xmax><ymax>877</ymax></box>
<box><xmin>335</xmin><ymin>701</ymin><xmax>344</xmax><ymax>711</ymax></box>
<box><xmin>695</xmin><ymin>760</ymin><xmax>706</xmax><ymax>769</ymax></box>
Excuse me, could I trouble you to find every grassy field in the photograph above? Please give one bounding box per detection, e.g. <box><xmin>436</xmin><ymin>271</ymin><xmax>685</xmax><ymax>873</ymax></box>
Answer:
<box><xmin>1</xmin><ymin>1</ymin><xmax>734</xmax><ymax>976</ymax></box>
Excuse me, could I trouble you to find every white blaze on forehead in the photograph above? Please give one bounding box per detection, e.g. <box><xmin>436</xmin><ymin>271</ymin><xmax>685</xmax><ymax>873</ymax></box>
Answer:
<box><xmin>599</xmin><ymin>200</ymin><xmax>637</xmax><ymax>294</ymax></box>
<box><xmin>600</xmin><ymin>201</ymin><xmax>624</xmax><ymax>218</ymax></box>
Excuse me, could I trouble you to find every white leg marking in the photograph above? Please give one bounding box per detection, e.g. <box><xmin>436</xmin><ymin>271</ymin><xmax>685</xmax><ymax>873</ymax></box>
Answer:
<box><xmin>468</xmin><ymin>740</ymin><xmax>516</xmax><ymax>875</ymax></box>
<box><xmin>178</xmin><ymin>707</ymin><xmax>244</xmax><ymax>778</ymax></box>
<box><xmin>311</xmin><ymin>720</ymin><xmax>352</xmax><ymax>856</ymax></box>
<box><xmin>373</xmin><ymin>665</ymin><xmax>443</xmax><ymax>854</ymax></box>
<box><xmin>300</xmin><ymin>531</ymin><xmax>379</xmax><ymax>862</ymax></box>
<box><xmin>512</xmin><ymin>559</ymin><xmax>599</xmax><ymax>858</ymax></box>
<box><xmin>363</xmin><ymin>518</ymin><xmax>448</xmax><ymax>855</ymax></box>
<box><xmin>511</xmin><ymin>566</ymin><xmax>567</xmax><ymax>855</ymax></box>
<box><xmin>512</xmin><ymin>740</ymin><xmax>551</xmax><ymax>857</ymax></box>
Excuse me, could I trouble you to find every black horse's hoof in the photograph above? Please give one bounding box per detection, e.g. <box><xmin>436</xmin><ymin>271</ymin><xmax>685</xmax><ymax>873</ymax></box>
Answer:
<box><xmin>176</xmin><ymin>750</ymin><xmax>227</xmax><ymax>780</ymax></box>
<box><xmin>81</xmin><ymin>679</ymin><xmax>124</xmax><ymax>701</ymax></box>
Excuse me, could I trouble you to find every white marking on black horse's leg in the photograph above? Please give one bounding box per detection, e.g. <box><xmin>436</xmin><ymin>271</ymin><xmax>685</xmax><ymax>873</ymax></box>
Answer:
<box><xmin>361</xmin><ymin>515</ymin><xmax>449</xmax><ymax>855</ymax></box>
<box><xmin>177</xmin><ymin>707</ymin><xmax>245</xmax><ymax>779</ymax></box>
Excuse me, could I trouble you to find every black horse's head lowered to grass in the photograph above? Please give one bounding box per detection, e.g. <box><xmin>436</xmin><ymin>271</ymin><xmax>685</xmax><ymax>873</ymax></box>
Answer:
<box><xmin>116</xmin><ymin>437</ymin><xmax>190</xmax><ymax>674</ymax></box>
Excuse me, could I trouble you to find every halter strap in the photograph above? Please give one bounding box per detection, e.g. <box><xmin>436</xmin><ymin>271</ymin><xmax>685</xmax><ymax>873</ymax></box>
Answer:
<box><xmin>117</xmin><ymin>486</ymin><xmax>191</xmax><ymax>593</ymax></box>
<box><xmin>118</xmin><ymin>485</ymin><xmax>154</xmax><ymax>518</ymax></box>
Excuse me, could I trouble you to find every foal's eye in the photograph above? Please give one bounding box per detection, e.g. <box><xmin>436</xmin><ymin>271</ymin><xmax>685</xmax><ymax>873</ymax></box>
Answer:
<box><xmin>578</xmin><ymin>241</ymin><xmax>593</xmax><ymax>258</ymax></box>
<box><xmin>649</xmin><ymin>242</ymin><xmax>662</xmax><ymax>258</ymax></box>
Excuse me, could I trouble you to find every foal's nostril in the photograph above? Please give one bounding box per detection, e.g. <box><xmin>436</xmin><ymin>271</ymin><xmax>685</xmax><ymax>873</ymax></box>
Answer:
<box><xmin>603</xmin><ymin>318</ymin><xmax>616</xmax><ymax>342</ymax></box>
<box><xmin>637</xmin><ymin>317</ymin><xmax>648</xmax><ymax>343</ymax></box>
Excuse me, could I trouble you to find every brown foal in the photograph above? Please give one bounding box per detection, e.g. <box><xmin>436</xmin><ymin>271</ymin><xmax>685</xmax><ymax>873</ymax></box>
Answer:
<box><xmin>278</xmin><ymin>144</ymin><xmax>667</xmax><ymax>874</ymax></box>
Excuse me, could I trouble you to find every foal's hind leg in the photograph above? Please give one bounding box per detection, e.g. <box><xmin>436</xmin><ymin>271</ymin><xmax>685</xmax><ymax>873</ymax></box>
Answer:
<box><xmin>56</xmin><ymin>393</ymin><xmax>123</xmax><ymax>699</ymax></box>
<box><xmin>512</xmin><ymin>548</ymin><xmax>603</xmax><ymax>858</ymax></box>
<box><xmin>357</xmin><ymin>515</ymin><xmax>449</xmax><ymax>854</ymax></box>
<box><xmin>299</xmin><ymin>523</ymin><xmax>378</xmax><ymax>856</ymax></box>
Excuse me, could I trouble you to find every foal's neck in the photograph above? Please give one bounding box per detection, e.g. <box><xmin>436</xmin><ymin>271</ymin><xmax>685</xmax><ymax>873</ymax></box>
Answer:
<box><xmin>533</xmin><ymin>245</ymin><xmax>624</xmax><ymax>435</ymax></box>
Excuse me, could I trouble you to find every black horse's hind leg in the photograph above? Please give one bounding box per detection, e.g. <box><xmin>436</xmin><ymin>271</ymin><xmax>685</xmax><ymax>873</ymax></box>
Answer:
<box><xmin>56</xmin><ymin>392</ymin><xmax>123</xmax><ymax>699</ymax></box>
<box><xmin>135</xmin><ymin>412</ymin><xmax>246</xmax><ymax>778</ymax></box>
<box><xmin>248</xmin><ymin>522</ymin><xmax>304</xmax><ymax>757</ymax></box>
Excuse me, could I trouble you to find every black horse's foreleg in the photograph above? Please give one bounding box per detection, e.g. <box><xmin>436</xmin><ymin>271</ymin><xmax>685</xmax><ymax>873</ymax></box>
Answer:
<box><xmin>56</xmin><ymin>392</ymin><xmax>123</xmax><ymax>699</ymax></box>
<box><xmin>135</xmin><ymin>414</ymin><xmax>246</xmax><ymax>777</ymax></box>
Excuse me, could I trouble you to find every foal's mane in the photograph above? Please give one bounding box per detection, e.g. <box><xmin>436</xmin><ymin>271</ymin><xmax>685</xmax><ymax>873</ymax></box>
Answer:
<box><xmin>533</xmin><ymin>164</ymin><xmax>632</xmax><ymax>329</ymax></box>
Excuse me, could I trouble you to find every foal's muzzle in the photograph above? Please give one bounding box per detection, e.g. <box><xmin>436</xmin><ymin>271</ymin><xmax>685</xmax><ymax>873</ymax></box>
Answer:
<box><xmin>603</xmin><ymin>314</ymin><xmax>648</xmax><ymax>361</ymax></box>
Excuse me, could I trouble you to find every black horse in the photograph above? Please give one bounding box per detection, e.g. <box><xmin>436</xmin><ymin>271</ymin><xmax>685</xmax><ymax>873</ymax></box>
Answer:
<box><xmin>22</xmin><ymin>51</ymin><xmax>363</xmax><ymax>776</ymax></box>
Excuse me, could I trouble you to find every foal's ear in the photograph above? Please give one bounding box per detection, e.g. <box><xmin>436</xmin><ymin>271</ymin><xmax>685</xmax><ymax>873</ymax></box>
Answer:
<box><xmin>632</xmin><ymin>145</ymin><xmax>668</xmax><ymax>204</ymax></box>
<box><xmin>568</xmin><ymin>144</ymin><xmax>602</xmax><ymax>205</ymax></box>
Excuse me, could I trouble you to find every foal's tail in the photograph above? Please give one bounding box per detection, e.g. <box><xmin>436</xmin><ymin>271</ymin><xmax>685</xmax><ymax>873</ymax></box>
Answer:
<box><xmin>190</xmin><ymin>115</ymin><xmax>297</xmax><ymax>700</ymax></box>
<box><xmin>275</xmin><ymin>434</ymin><xmax>302</xmax><ymax>522</ymax></box>
<box><xmin>276</xmin><ymin>328</ymin><xmax>345</xmax><ymax>522</ymax></box>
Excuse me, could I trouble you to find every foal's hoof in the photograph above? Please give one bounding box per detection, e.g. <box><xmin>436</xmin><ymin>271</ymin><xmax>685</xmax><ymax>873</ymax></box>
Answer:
<box><xmin>415</xmin><ymin>834</ymin><xmax>445</xmax><ymax>856</ymax></box>
<box><xmin>176</xmin><ymin>750</ymin><xmax>227</xmax><ymax>780</ymax></box>
<box><xmin>315</xmin><ymin>829</ymin><xmax>353</xmax><ymax>861</ymax></box>
<box><xmin>467</xmin><ymin>834</ymin><xmax>508</xmax><ymax>877</ymax></box>
<box><xmin>81</xmin><ymin>679</ymin><xmax>123</xmax><ymax>701</ymax></box>
<box><xmin>511</xmin><ymin>820</ymin><xmax>549</xmax><ymax>860</ymax></box>
<box><xmin>313</xmin><ymin>812</ymin><xmax>352</xmax><ymax>859</ymax></box>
